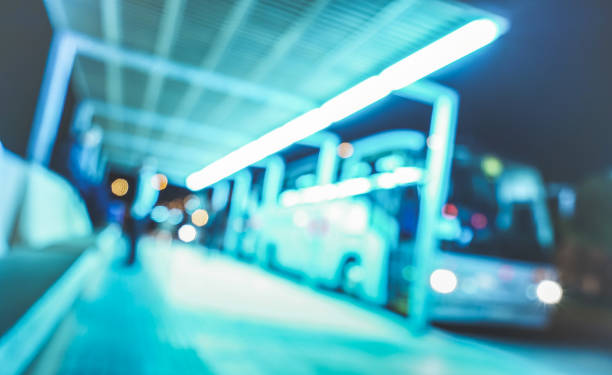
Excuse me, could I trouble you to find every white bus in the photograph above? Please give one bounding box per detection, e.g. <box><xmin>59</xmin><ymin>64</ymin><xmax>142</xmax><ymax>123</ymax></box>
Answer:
<box><xmin>242</xmin><ymin>130</ymin><xmax>562</xmax><ymax>328</ymax></box>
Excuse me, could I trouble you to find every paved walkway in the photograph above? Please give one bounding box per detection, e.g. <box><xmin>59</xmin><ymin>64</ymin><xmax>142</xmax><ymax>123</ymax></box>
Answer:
<box><xmin>27</xmin><ymin>239</ymin><xmax>591</xmax><ymax>375</ymax></box>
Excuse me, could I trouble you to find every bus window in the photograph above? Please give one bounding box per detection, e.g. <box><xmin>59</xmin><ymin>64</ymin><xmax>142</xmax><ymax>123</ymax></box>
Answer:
<box><xmin>440</xmin><ymin>163</ymin><xmax>552</xmax><ymax>263</ymax></box>
<box><xmin>399</xmin><ymin>187</ymin><xmax>420</xmax><ymax>240</ymax></box>
<box><xmin>497</xmin><ymin>203</ymin><xmax>551</xmax><ymax>263</ymax></box>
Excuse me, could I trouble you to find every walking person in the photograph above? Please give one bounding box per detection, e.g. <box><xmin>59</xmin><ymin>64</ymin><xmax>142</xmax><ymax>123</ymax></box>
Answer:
<box><xmin>124</xmin><ymin>159</ymin><xmax>159</xmax><ymax>266</ymax></box>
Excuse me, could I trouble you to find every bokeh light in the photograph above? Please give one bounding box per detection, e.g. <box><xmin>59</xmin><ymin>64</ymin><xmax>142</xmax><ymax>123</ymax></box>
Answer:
<box><xmin>442</xmin><ymin>203</ymin><xmax>458</xmax><ymax>219</ymax></box>
<box><xmin>184</xmin><ymin>195</ymin><xmax>201</xmax><ymax>213</ymax></box>
<box><xmin>481</xmin><ymin>155</ymin><xmax>503</xmax><ymax>178</ymax></box>
<box><xmin>536</xmin><ymin>280</ymin><xmax>563</xmax><ymax>304</ymax></box>
<box><xmin>430</xmin><ymin>269</ymin><xmax>458</xmax><ymax>294</ymax></box>
<box><xmin>191</xmin><ymin>209</ymin><xmax>209</xmax><ymax>227</ymax></box>
<box><xmin>337</xmin><ymin>142</ymin><xmax>354</xmax><ymax>159</ymax></box>
<box><xmin>470</xmin><ymin>213</ymin><xmax>488</xmax><ymax>229</ymax></box>
<box><xmin>151</xmin><ymin>173</ymin><xmax>168</xmax><ymax>191</ymax></box>
<box><xmin>150</xmin><ymin>206</ymin><xmax>169</xmax><ymax>223</ymax></box>
<box><xmin>167</xmin><ymin>208</ymin><xmax>184</xmax><ymax>225</ymax></box>
<box><xmin>178</xmin><ymin>224</ymin><xmax>197</xmax><ymax>243</ymax></box>
<box><xmin>110</xmin><ymin>178</ymin><xmax>129</xmax><ymax>197</ymax></box>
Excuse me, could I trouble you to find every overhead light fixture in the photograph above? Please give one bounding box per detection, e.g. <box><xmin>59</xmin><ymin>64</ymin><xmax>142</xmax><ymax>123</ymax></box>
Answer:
<box><xmin>187</xmin><ymin>18</ymin><xmax>506</xmax><ymax>191</ymax></box>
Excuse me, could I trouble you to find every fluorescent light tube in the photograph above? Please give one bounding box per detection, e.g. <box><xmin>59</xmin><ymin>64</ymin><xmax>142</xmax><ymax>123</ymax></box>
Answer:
<box><xmin>187</xmin><ymin>18</ymin><xmax>505</xmax><ymax>190</ymax></box>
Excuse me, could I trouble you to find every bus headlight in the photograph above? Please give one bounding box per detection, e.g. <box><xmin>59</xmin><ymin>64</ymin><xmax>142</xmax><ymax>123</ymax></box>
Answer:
<box><xmin>430</xmin><ymin>269</ymin><xmax>458</xmax><ymax>294</ymax></box>
<box><xmin>536</xmin><ymin>280</ymin><xmax>563</xmax><ymax>304</ymax></box>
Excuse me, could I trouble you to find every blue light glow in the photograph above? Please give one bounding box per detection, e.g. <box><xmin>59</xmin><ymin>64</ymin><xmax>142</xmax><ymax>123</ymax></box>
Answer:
<box><xmin>375</xmin><ymin>173</ymin><xmax>399</xmax><ymax>189</ymax></box>
<box><xmin>280</xmin><ymin>168</ymin><xmax>424</xmax><ymax>207</ymax></box>
<box><xmin>319</xmin><ymin>76</ymin><xmax>391</xmax><ymax>123</ymax></box>
<box><xmin>300</xmin><ymin>184</ymin><xmax>339</xmax><ymax>204</ymax></box>
<box><xmin>336</xmin><ymin>178</ymin><xmax>372</xmax><ymax>199</ymax></box>
<box><xmin>379</xmin><ymin>19</ymin><xmax>503</xmax><ymax>91</ymax></box>
<box><xmin>184</xmin><ymin>195</ymin><xmax>201</xmax><ymax>213</ymax></box>
<box><xmin>150</xmin><ymin>205</ymin><xmax>169</xmax><ymax>223</ymax></box>
<box><xmin>167</xmin><ymin>208</ymin><xmax>184</xmax><ymax>225</ymax></box>
<box><xmin>185</xmin><ymin>18</ymin><xmax>506</xmax><ymax>191</ymax></box>
<box><xmin>280</xmin><ymin>190</ymin><xmax>300</xmax><ymax>207</ymax></box>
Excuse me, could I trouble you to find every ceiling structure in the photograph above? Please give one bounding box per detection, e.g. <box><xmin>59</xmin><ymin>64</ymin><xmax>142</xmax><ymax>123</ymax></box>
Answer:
<box><xmin>43</xmin><ymin>0</ymin><xmax>497</xmax><ymax>185</ymax></box>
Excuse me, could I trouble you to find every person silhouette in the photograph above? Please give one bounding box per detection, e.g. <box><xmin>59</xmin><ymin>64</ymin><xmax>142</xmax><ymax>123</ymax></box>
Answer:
<box><xmin>124</xmin><ymin>158</ymin><xmax>159</xmax><ymax>266</ymax></box>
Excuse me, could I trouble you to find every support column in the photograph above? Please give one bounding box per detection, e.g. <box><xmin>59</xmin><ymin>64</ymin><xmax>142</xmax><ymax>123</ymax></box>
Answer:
<box><xmin>261</xmin><ymin>155</ymin><xmax>285</xmax><ymax>207</ymax></box>
<box><xmin>223</xmin><ymin>169</ymin><xmax>252</xmax><ymax>254</ymax></box>
<box><xmin>299</xmin><ymin>131</ymin><xmax>339</xmax><ymax>185</ymax></box>
<box><xmin>396</xmin><ymin>81</ymin><xmax>459</xmax><ymax>333</ymax></box>
<box><xmin>27</xmin><ymin>31</ymin><xmax>76</xmax><ymax>165</ymax></box>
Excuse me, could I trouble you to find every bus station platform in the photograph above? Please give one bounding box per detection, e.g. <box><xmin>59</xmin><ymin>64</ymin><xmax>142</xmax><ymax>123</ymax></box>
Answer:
<box><xmin>17</xmin><ymin>237</ymin><xmax>577</xmax><ymax>375</ymax></box>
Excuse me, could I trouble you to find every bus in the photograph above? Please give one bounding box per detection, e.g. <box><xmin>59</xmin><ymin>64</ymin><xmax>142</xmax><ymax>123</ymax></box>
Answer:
<box><xmin>242</xmin><ymin>129</ymin><xmax>562</xmax><ymax>328</ymax></box>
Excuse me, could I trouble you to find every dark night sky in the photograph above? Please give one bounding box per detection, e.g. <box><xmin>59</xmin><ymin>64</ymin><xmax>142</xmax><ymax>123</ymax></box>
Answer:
<box><xmin>1</xmin><ymin>0</ymin><xmax>611</xmax><ymax>183</ymax></box>
<box><xmin>441</xmin><ymin>0</ymin><xmax>612</xmax><ymax>182</ymax></box>
<box><xmin>326</xmin><ymin>0</ymin><xmax>612</xmax><ymax>183</ymax></box>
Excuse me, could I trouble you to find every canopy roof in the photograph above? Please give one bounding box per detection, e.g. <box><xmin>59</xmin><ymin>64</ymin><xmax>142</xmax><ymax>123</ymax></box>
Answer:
<box><xmin>44</xmin><ymin>0</ymin><xmax>497</xmax><ymax>184</ymax></box>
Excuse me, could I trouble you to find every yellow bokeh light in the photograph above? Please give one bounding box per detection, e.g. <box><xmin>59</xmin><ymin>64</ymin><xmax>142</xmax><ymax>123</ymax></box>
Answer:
<box><xmin>111</xmin><ymin>178</ymin><xmax>129</xmax><ymax>197</ymax></box>
<box><xmin>481</xmin><ymin>155</ymin><xmax>503</xmax><ymax>178</ymax></box>
<box><xmin>337</xmin><ymin>142</ymin><xmax>354</xmax><ymax>159</ymax></box>
<box><xmin>151</xmin><ymin>173</ymin><xmax>168</xmax><ymax>191</ymax></box>
<box><xmin>191</xmin><ymin>209</ymin><xmax>209</xmax><ymax>227</ymax></box>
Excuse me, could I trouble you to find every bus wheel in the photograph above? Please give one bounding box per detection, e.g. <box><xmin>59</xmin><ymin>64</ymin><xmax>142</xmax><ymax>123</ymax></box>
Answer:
<box><xmin>340</xmin><ymin>259</ymin><xmax>364</xmax><ymax>296</ymax></box>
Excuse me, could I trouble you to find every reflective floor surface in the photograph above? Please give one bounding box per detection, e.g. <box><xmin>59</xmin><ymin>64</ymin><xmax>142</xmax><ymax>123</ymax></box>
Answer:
<box><xmin>26</xmin><ymin>238</ymin><xmax>612</xmax><ymax>375</ymax></box>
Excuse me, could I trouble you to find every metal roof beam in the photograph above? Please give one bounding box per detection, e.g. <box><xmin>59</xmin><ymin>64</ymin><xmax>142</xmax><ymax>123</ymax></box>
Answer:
<box><xmin>102</xmin><ymin>133</ymin><xmax>216</xmax><ymax>172</ymax></box>
<box><xmin>27</xmin><ymin>26</ymin><xmax>315</xmax><ymax>165</ymax></box>
<box><xmin>296</xmin><ymin>0</ymin><xmax>421</xmax><ymax>94</ymax></box>
<box><xmin>104</xmin><ymin>141</ymin><xmax>205</xmax><ymax>172</ymax></box>
<box><xmin>174</xmin><ymin>0</ymin><xmax>257</xmax><ymax>118</ymax></box>
<box><xmin>206</xmin><ymin>0</ymin><xmax>332</xmax><ymax>125</ymax></box>
<box><xmin>105</xmin><ymin>154</ymin><xmax>192</xmax><ymax>185</ymax></box>
<box><xmin>73</xmin><ymin>99</ymin><xmax>251</xmax><ymax>147</ymax></box>
<box><xmin>69</xmin><ymin>31</ymin><xmax>315</xmax><ymax>111</ymax></box>
<box><xmin>142</xmin><ymin>0</ymin><xmax>186</xmax><ymax>112</ymax></box>
<box><xmin>102</xmin><ymin>129</ymin><xmax>226</xmax><ymax>162</ymax></box>
<box><xmin>101</xmin><ymin>0</ymin><xmax>123</xmax><ymax>106</ymax></box>
<box><xmin>42</xmin><ymin>0</ymin><xmax>91</xmax><ymax>97</ymax></box>
<box><xmin>74</xmin><ymin>100</ymin><xmax>341</xmax><ymax>169</ymax></box>
<box><xmin>103</xmin><ymin>144</ymin><xmax>203</xmax><ymax>170</ymax></box>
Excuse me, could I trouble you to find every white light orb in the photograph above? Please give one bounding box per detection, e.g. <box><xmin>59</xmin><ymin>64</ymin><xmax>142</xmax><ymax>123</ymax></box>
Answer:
<box><xmin>430</xmin><ymin>269</ymin><xmax>458</xmax><ymax>294</ymax></box>
<box><xmin>178</xmin><ymin>224</ymin><xmax>197</xmax><ymax>243</ymax></box>
<box><xmin>536</xmin><ymin>280</ymin><xmax>563</xmax><ymax>304</ymax></box>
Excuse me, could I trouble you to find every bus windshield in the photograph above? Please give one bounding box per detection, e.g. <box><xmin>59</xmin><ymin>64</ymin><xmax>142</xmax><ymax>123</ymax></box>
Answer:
<box><xmin>439</xmin><ymin>161</ymin><xmax>552</xmax><ymax>263</ymax></box>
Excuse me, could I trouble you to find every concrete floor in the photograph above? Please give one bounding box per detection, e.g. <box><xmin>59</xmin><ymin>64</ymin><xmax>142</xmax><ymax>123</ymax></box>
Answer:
<box><xmin>27</xmin><ymin>238</ymin><xmax>612</xmax><ymax>375</ymax></box>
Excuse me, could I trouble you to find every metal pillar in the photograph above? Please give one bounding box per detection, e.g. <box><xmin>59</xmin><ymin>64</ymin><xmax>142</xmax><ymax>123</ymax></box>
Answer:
<box><xmin>27</xmin><ymin>31</ymin><xmax>76</xmax><ymax>165</ymax></box>
<box><xmin>261</xmin><ymin>155</ymin><xmax>285</xmax><ymax>207</ymax></box>
<box><xmin>299</xmin><ymin>131</ymin><xmax>340</xmax><ymax>185</ymax></box>
<box><xmin>395</xmin><ymin>81</ymin><xmax>459</xmax><ymax>333</ymax></box>
<box><xmin>223</xmin><ymin>169</ymin><xmax>252</xmax><ymax>254</ymax></box>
